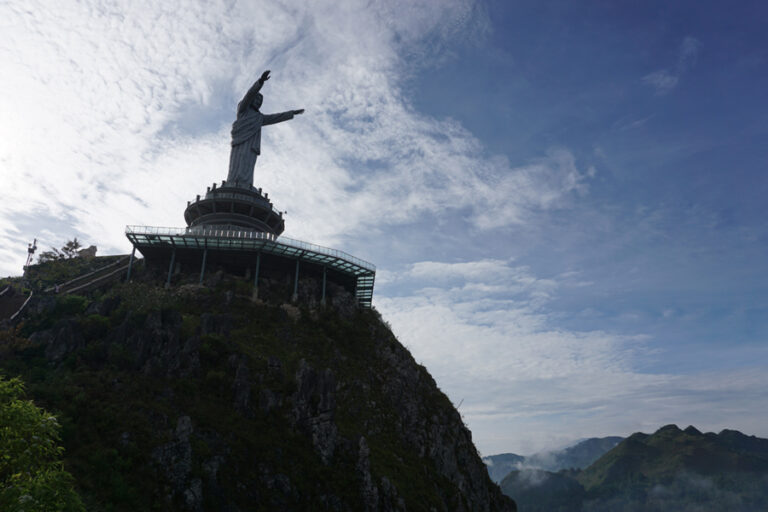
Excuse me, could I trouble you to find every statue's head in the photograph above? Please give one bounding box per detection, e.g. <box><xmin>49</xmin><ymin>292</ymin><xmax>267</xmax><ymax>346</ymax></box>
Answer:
<box><xmin>253</xmin><ymin>93</ymin><xmax>263</xmax><ymax>110</ymax></box>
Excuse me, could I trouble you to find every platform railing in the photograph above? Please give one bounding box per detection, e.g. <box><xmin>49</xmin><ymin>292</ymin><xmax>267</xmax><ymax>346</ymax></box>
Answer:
<box><xmin>192</xmin><ymin>190</ymin><xmax>283</xmax><ymax>217</ymax></box>
<box><xmin>125</xmin><ymin>225</ymin><xmax>376</xmax><ymax>272</ymax></box>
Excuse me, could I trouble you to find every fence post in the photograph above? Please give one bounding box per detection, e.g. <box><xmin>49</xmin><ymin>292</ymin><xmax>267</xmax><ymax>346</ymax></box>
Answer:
<box><xmin>292</xmin><ymin>259</ymin><xmax>300</xmax><ymax>303</ymax></box>
<box><xmin>199</xmin><ymin>248</ymin><xmax>207</xmax><ymax>285</ymax></box>
<box><xmin>166</xmin><ymin>248</ymin><xmax>176</xmax><ymax>289</ymax></box>
<box><xmin>321</xmin><ymin>266</ymin><xmax>327</xmax><ymax>306</ymax></box>
<box><xmin>126</xmin><ymin>246</ymin><xmax>136</xmax><ymax>281</ymax></box>
<box><xmin>252</xmin><ymin>252</ymin><xmax>261</xmax><ymax>301</ymax></box>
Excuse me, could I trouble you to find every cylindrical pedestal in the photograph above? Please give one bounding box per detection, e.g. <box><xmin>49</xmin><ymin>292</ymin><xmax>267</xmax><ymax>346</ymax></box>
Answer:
<box><xmin>184</xmin><ymin>182</ymin><xmax>285</xmax><ymax>236</ymax></box>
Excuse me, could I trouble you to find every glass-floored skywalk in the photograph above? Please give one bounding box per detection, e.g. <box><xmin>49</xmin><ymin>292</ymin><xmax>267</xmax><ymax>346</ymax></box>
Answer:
<box><xmin>125</xmin><ymin>225</ymin><xmax>375</xmax><ymax>308</ymax></box>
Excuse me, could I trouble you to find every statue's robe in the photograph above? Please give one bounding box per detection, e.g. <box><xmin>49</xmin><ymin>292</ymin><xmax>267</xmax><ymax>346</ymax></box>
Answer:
<box><xmin>227</xmin><ymin>106</ymin><xmax>295</xmax><ymax>188</ymax></box>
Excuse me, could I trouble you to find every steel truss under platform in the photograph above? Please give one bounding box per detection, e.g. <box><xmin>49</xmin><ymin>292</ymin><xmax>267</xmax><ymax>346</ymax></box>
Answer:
<box><xmin>125</xmin><ymin>225</ymin><xmax>376</xmax><ymax>308</ymax></box>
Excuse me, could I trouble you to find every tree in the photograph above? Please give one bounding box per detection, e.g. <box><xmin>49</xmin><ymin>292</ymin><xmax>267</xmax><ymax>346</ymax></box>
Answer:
<box><xmin>37</xmin><ymin>238</ymin><xmax>82</xmax><ymax>263</ymax></box>
<box><xmin>36</xmin><ymin>249</ymin><xmax>64</xmax><ymax>264</ymax></box>
<box><xmin>0</xmin><ymin>376</ymin><xmax>85</xmax><ymax>512</ymax></box>
<box><xmin>60</xmin><ymin>239</ymin><xmax>82</xmax><ymax>259</ymax></box>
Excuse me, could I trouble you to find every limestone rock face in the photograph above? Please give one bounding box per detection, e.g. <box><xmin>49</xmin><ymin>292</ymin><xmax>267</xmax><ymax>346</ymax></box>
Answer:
<box><xmin>291</xmin><ymin>360</ymin><xmax>338</xmax><ymax>465</ymax></box>
<box><xmin>2</xmin><ymin>279</ymin><xmax>515</xmax><ymax>511</ymax></box>
<box><xmin>77</xmin><ymin>245</ymin><xmax>98</xmax><ymax>259</ymax></box>
<box><xmin>152</xmin><ymin>416</ymin><xmax>200</xmax><ymax>512</ymax></box>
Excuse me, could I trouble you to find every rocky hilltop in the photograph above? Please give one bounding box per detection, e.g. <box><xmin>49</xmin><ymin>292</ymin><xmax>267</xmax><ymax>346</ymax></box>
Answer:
<box><xmin>0</xmin><ymin>258</ymin><xmax>515</xmax><ymax>512</ymax></box>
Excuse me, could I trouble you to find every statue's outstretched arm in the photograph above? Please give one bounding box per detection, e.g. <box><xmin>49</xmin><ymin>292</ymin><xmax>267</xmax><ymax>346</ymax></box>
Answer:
<box><xmin>262</xmin><ymin>109</ymin><xmax>304</xmax><ymax>126</ymax></box>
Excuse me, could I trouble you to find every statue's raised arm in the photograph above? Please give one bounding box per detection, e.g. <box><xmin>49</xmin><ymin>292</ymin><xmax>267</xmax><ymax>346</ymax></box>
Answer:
<box><xmin>237</xmin><ymin>70</ymin><xmax>271</xmax><ymax>114</ymax></box>
<box><xmin>226</xmin><ymin>71</ymin><xmax>304</xmax><ymax>189</ymax></box>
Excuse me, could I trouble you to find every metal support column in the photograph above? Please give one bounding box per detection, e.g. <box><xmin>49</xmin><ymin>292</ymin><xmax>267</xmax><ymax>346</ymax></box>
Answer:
<box><xmin>166</xmin><ymin>248</ymin><xmax>176</xmax><ymax>289</ymax></box>
<box><xmin>292</xmin><ymin>259</ymin><xmax>300</xmax><ymax>302</ymax></box>
<box><xmin>252</xmin><ymin>252</ymin><xmax>261</xmax><ymax>301</ymax></box>
<box><xmin>321</xmin><ymin>266</ymin><xmax>327</xmax><ymax>306</ymax></box>
<box><xmin>126</xmin><ymin>246</ymin><xmax>136</xmax><ymax>281</ymax></box>
<box><xmin>199</xmin><ymin>248</ymin><xmax>208</xmax><ymax>285</ymax></box>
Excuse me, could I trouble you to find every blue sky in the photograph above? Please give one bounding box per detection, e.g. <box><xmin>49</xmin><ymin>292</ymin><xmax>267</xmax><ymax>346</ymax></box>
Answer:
<box><xmin>1</xmin><ymin>0</ymin><xmax>767</xmax><ymax>455</ymax></box>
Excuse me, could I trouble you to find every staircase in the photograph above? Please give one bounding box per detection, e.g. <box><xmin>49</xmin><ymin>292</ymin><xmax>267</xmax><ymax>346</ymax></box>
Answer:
<box><xmin>45</xmin><ymin>255</ymin><xmax>131</xmax><ymax>295</ymax></box>
<box><xmin>0</xmin><ymin>256</ymin><xmax>132</xmax><ymax>323</ymax></box>
<box><xmin>0</xmin><ymin>286</ymin><xmax>32</xmax><ymax>322</ymax></box>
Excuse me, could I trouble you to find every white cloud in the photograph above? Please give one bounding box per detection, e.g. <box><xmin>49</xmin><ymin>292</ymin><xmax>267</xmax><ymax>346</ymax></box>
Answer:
<box><xmin>678</xmin><ymin>36</ymin><xmax>702</xmax><ymax>67</ymax></box>
<box><xmin>642</xmin><ymin>70</ymin><xmax>679</xmax><ymax>95</ymax></box>
<box><xmin>642</xmin><ymin>36</ymin><xmax>701</xmax><ymax>95</ymax></box>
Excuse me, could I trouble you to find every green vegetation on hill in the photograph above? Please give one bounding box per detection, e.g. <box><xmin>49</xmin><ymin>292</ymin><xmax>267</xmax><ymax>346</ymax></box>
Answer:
<box><xmin>500</xmin><ymin>469</ymin><xmax>585</xmax><ymax>512</ymax></box>
<box><xmin>579</xmin><ymin>424</ymin><xmax>768</xmax><ymax>490</ymax></box>
<box><xmin>539</xmin><ymin>437</ymin><xmax>624</xmax><ymax>472</ymax></box>
<box><xmin>499</xmin><ymin>424</ymin><xmax>768</xmax><ymax>512</ymax></box>
<box><xmin>0</xmin><ymin>259</ymin><xmax>514</xmax><ymax>512</ymax></box>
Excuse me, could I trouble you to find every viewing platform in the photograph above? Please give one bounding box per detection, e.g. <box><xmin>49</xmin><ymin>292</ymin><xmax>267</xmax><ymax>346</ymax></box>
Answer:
<box><xmin>125</xmin><ymin>225</ymin><xmax>376</xmax><ymax>308</ymax></box>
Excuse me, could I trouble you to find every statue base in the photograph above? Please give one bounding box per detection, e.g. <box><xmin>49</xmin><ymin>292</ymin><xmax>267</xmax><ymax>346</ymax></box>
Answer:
<box><xmin>184</xmin><ymin>181</ymin><xmax>285</xmax><ymax>236</ymax></box>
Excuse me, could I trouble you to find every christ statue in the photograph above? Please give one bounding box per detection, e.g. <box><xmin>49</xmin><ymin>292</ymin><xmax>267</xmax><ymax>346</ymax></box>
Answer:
<box><xmin>226</xmin><ymin>70</ymin><xmax>304</xmax><ymax>188</ymax></box>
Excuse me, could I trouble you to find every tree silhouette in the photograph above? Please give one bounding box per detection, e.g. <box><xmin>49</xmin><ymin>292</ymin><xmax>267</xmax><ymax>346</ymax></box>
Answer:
<box><xmin>37</xmin><ymin>238</ymin><xmax>83</xmax><ymax>263</ymax></box>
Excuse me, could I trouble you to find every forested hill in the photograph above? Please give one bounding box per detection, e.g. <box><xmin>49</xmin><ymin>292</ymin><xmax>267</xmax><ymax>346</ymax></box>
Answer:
<box><xmin>500</xmin><ymin>424</ymin><xmax>768</xmax><ymax>512</ymax></box>
<box><xmin>0</xmin><ymin>257</ymin><xmax>515</xmax><ymax>512</ymax></box>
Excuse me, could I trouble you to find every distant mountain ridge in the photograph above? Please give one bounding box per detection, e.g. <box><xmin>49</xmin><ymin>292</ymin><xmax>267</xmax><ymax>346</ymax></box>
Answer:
<box><xmin>500</xmin><ymin>424</ymin><xmax>768</xmax><ymax>512</ymax></box>
<box><xmin>483</xmin><ymin>437</ymin><xmax>623</xmax><ymax>483</ymax></box>
<box><xmin>527</xmin><ymin>437</ymin><xmax>624</xmax><ymax>472</ymax></box>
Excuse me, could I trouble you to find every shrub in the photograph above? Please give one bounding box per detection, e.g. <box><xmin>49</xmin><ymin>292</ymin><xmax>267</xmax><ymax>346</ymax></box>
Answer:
<box><xmin>0</xmin><ymin>375</ymin><xmax>85</xmax><ymax>512</ymax></box>
<box><xmin>82</xmin><ymin>314</ymin><xmax>110</xmax><ymax>340</ymax></box>
<box><xmin>55</xmin><ymin>295</ymin><xmax>88</xmax><ymax>316</ymax></box>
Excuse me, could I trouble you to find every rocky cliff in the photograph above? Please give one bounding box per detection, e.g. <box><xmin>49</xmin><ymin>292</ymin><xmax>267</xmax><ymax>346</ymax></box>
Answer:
<box><xmin>0</xmin><ymin>261</ymin><xmax>515</xmax><ymax>512</ymax></box>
